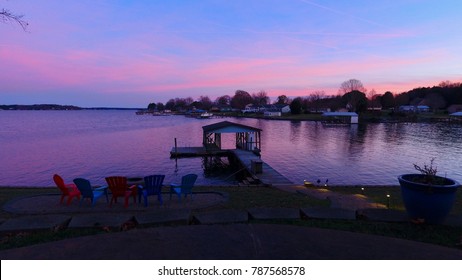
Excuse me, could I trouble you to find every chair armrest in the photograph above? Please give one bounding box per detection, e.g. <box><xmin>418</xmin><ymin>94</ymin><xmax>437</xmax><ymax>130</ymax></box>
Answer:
<box><xmin>94</xmin><ymin>185</ymin><xmax>108</xmax><ymax>191</ymax></box>
<box><xmin>65</xmin><ymin>183</ymin><xmax>78</xmax><ymax>190</ymax></box>
<box><xmin>128</xmin><ymin>184</ymin><xmax>137</xmax><ymax>190</ymax></box>
<box><xmin>65</xmin><ymin>184</ymin><xmax>78</xmax><ymax>191</ymax></box>
<box><xmin>170</xmin><ymin>183</ymin><xmax>180</xmax><ymax>187</ymax></box>
<box><xmin>137</xmin><ymin>185</ymin><xmax>144</xmax><ymax>190</ymax></box>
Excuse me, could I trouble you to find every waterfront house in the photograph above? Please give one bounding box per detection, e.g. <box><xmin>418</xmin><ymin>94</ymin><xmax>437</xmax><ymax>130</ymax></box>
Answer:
<box><xmin>260</xmin><ymin>104</ymin><xmax>290</xmax><ymax>114</ymax></box>
<box><xmin>450</xmin><ymin>111</ymin><xmax>462</xmax><ymax>122</ymax></box>
<box><xmin>398</xmin><ymin>105</ymin><xmax>430</xmax><ymax>113</ymax></box>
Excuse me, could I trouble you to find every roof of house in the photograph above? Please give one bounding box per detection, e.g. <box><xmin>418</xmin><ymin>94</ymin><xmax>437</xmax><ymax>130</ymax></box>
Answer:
<box><xmin>450</xmin><ymin>111</ymin><xmax>462</xmax><ymax>117</ymax></box>
<box><xmin>202</xmin><ymin>121</ymin><xmax>262</xmax><ymax>133</ymax></box>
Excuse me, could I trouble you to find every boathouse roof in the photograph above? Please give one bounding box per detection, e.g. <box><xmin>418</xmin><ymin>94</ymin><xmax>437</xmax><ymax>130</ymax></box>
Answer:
<box><xmin>202</xmin><ymin>121</ymin><xmax>262</xmax><ymax>133</ymax></box>
<box><xmin>322</xmin><ymin>112</ymin><xmax>358</xmax><ymax>117</ymax></box>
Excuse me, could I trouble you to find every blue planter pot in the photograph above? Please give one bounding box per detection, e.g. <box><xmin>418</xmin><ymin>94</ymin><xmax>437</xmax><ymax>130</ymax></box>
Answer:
<box><xmin>398</xmin><ymin>174</ymin><xmax>460</xmax><ymax>224</ymax></box>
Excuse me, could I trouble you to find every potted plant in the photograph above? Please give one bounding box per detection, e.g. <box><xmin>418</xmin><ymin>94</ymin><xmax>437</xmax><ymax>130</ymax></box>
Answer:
<box><xmin>398</xmin><ymin>158</ymin><xmax>460</xmax><ymax>224</ymax></box>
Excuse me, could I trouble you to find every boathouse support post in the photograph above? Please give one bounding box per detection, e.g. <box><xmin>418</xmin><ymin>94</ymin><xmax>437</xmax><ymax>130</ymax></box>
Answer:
<box><xmin>214</xmin><ymin>133</ymin><xmax>221</xmax><ymax>150</ymax></box>
<box><xmin>174</xmin><ymin>138</ymin><xmax>177</xmax><ymax>155</ymax></box>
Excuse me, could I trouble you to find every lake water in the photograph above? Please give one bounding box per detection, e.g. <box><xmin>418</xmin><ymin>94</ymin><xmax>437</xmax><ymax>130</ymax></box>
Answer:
<box><xmin>1</xmin><ymin>110</ymin><xmax>461</xmax><ymax>187</ymax></box>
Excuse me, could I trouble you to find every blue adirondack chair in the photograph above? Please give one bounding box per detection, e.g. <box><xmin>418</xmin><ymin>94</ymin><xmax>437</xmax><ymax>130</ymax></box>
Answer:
<box><xmin>73</xmin><ymin>178</ymin><xmax>108</xmax><ymax>207</ymax></box>
<box><xmin>138</xmin><ymin>175</ymin><xmax>165</xmax><ymax>207</ymax></box>
<box><xmin>170</xmin><ymin>174</ymin><xmax>198</xmax><ymax>201</ymax></box>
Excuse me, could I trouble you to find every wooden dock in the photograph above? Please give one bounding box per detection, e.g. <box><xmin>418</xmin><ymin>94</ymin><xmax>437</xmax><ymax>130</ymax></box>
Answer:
<box><xmin>231</xmin><ymin>149</ymin><xmax>293</xmax><ymax>186</ymax></box>
<box><xmin>170</xmin><ymin>146</ymin><xmax>293</xmax><ymax>186</ymax></box>
<box><xmin>170</xmin><ymin>147</ymin><xmax>230</xmax><ymax>157</ymax></box>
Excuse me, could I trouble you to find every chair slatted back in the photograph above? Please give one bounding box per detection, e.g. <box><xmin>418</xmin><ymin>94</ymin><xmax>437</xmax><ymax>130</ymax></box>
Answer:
<box><xmin>53</xmin><ymin>174</ymin><xmax>69</xmax><ymax>195</ymax></box>
<box><xmin>144</xmin><ymin>175</ymin><xmax>165</xmax><ymax>195</ymax></box>
<box><xmin>105</xmin><ymin>176</ymin><xmax>128</xmax><ymax>196</ymax></box>
<box><xmin>73</xmin><ymin>178</ymin><xmax>94</xmax><ymax>199</ymax></box>
<box><xmin>180</xmin><ymin>174</ymin><xmax>198</xmax><ymax>193</ymax></box>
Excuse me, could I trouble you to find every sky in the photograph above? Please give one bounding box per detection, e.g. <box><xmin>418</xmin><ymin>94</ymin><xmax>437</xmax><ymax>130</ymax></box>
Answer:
<box><xmin>1</xmin><ymin>0</ymin><xmax>462</xmax><ymax>107</ymax></box>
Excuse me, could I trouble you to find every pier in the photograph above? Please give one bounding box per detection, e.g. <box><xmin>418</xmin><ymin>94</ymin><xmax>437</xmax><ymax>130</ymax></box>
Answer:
<box><xmin>170</xmin><ymin>147</ymin><xmax>293</xmax><ymax>186</ymax></box>
<box><xmin>170</xmin><ymin>121</ymin><xmax>293</xmax><ymax>186</ymax></box>
<box><xmin>231</xmin><ymin>149</ymin><xmax>293</xmax><ymax>186</ymax></box>
<box><xmin>170</xmin><ymin>147</ymin><xmax>229</xmax><ymax>157</ymax></box>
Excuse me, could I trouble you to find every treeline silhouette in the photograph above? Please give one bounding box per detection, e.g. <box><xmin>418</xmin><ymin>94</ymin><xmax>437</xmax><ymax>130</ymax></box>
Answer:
<box><xmin>303</xmin><ymin>82</ymin><xmax>462</xmax><ymax>113</ymax></box>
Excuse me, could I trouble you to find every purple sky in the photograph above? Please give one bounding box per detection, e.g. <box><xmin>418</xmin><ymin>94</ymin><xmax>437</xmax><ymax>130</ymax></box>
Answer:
<box><xmin>1</xmin><ymin>0</ymin><xmax>461</xmax><ymax>107</ymax></box>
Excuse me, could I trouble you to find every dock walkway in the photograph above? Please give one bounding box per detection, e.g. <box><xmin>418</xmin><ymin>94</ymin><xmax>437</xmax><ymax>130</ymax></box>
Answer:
<box><xmin>231</xmin><ymin>149</ymin><xmax>293</xmax><ymax>186</ymax></box>
<box><xmin>170</xmin><ymin>147</ymin><xmax>229</xmax><ymax>157</ymax></box>
<box><xmin>170</xmin><ymin>146</ymin><xmax>293</xmax><ymax>186</ymax></box>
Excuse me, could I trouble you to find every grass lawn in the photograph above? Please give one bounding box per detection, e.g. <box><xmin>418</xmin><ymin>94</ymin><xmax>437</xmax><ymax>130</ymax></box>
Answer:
<box><xmin>0</xmin><ymin>185</ymin><xmax>461</xmax><ymax>250</ymax></box>
<box><xmin>327</xmin><ymin>185</ymin><xmax>462</xmax><ymax>214</ymax></box>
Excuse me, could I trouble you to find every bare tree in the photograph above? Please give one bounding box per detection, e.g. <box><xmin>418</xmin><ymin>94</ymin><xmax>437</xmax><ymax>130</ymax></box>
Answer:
<box><xmin>367</xmin><ymin>89</ymin><xmax>376</xmax><ymax>101</ymax></box>
<box><xmin>338</xmin><ymin>79</ymin><xmax>366</xmax><ymax>95</ymax></box>
<box><xmin>1</xmin><ymin>8</ymin><xmax>28</xmax><ymax>30</ymax></box>
<box><xmin>199</xmin><ymin>95</ymin><xmax>213</xmax><ymax>110</ymax></box>
<box><xmin>214</xmin><ymin>95</ymin><xmax>231</xmax><ymax>106</ymax></box>
<box><xmin>439</xmin><ymin>80</ymin><xmax>461</xmax><ymax>88</ymax></box>
<box><xmin>367</xmin><ymin>89</ymin><xmax>381</xmax><ymax>108</ymax></box>
<box><xmin>307</xmin><ymin>91</ymin><xmax>324</xmax><ymax>112</ymax></box>
<box><xmin>252</xmin><ymin>90</ymin><xmax>270</xmax><ymax>106</ymax></box>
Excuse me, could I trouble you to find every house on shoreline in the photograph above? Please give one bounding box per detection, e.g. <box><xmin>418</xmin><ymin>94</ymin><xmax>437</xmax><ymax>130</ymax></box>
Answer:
<box><xmin>242</xmin><ymin>104</ymin><xmax>291</xmax><ymax>116</ymax></box>
<box><xmin>398</xmin><ymin>105</ymin><xmax>430</xmax><ymax>113</ymax></box>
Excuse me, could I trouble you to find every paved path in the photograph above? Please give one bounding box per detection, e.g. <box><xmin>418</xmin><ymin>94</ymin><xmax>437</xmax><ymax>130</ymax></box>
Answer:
<box><xmin>1</xmin><ymin>186</ymin><xmax>462</xmax><ymax>259</ymax></box>
<box><xmin>273</xmin><ymin>185</ymin><xmax>387</xmax><ymax>210</ymax></box>
<box><xmin>1</xmin><ymin>224</ymin><xmax>462</xmax><ymax>260</ymax></box>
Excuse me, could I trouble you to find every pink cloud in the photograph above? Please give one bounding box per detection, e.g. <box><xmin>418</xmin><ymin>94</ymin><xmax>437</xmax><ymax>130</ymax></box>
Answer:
<box><xmin>1</xmin><ymin>36</ymin><xmax>457</xmax><ymax>102</ymax></box>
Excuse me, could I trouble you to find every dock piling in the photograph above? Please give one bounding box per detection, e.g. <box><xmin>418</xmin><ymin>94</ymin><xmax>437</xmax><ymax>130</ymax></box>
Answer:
<box><xmin>174</xmin><ymin>138</ymin><xmax>178</xmax><ymax>156</ymax></box>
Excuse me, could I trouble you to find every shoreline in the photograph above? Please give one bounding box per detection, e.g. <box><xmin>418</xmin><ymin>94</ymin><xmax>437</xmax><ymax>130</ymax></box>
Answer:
<box><xmin>0</xmin><ymin>184</ymin><xmax>461</xmax><ymax>253</ymax></box>
<box><xmin>0</xmin><ymin>184</ymin><xmax>401</xmax><ymax>188</ymax></box>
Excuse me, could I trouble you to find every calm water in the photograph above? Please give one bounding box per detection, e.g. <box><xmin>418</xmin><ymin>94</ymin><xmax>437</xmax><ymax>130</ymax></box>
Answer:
<box><xmin>1</xmin><ymin>110</ymin><xmax>461</xmax><ymax>186</ymax></box>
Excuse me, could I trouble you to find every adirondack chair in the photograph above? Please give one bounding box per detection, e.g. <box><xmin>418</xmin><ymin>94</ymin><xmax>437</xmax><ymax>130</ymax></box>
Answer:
<box><xmin>73</xmin><ymin>178</ymin><xmax>108</xmax><ymax>207</ymax></box>
<box><xmin>170</xmin><ymin>174</ymin><xmax>198</xmax><ymax>201</ymax></box>
<box><xmin>105</xmin><ymin>176</ymin><xmax>137</xmax><ymax>208</ymax></box>
<box><xmin>138</xmin><ymin>175</ymin><xmax>165</xmax><ymax>207</ymax></box>
<box><xmin>53</xmin><ymin>174</ymin><xmax>81</xmax><ymax>205</ymax></box>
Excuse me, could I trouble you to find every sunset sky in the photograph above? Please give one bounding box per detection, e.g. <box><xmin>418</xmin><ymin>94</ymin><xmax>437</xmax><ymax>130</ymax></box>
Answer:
<box><xmin>1</xmin><ymin>0</ymin><xmax>461</xmax><ymax>107</ymax></box>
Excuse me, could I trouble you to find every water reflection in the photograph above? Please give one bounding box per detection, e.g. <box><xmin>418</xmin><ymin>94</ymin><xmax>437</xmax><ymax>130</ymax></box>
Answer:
<box><xmin>1</xmin><ymin>111</ymin><xmax>461</xmax><ymax>186</ymax></box>
<box><xmin>253</xmin><ymin>119</ymin><xmax>461</xmax><ymax>186</ymax></box>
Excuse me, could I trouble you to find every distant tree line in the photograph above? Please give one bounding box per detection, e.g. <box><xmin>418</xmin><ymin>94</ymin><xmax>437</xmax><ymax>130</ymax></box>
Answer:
<box><xmin>298</xmin><ymin>80</ymin><xmax>462</xmax><ymax>114</ymax></box>
<box><xmin>147</xmin><ymin>90</ymin><xmax>271</xmax><ymax>112</ymax></box>
<box><xmin>0</xmin><ymin>104</ymin><xmax>81</xmax><ymax>110</ymax></box>
<box><xmin>147</xmin><ymin>79</ymin><xmax>462</xmax><ymax>114</ymax></box>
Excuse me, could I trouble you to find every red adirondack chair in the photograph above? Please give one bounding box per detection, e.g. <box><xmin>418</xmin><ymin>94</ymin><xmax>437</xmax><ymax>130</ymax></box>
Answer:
<box><xmin>53</xmin><ymin>174</ymin><xmax>81</xmax><ymax>205</ymax></box>
<box><xmin>105</xmin><ymin>176</ymin><xmax>137</xmax><ymax>208</ymax></box>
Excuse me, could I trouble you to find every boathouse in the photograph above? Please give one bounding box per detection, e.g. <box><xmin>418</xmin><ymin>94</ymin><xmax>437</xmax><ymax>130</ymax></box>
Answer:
<box><xmin>170</xmin><ymin>121</ymin><xmax>293</xmax><ymax>185</ymax></box>
<box><xmin>322</xmin><ymin>112</ymin><xmax>359</xmax><ymax>124</ymax></box>
<box><xmin>450</xmin><ymin>111</ymin><xmax>462</xmax><ymax>122</ymax></box>
<box><xmin>202</xmin><ymin>121</ymin><xmax>261</xmax><ymax>152</ymax></box>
